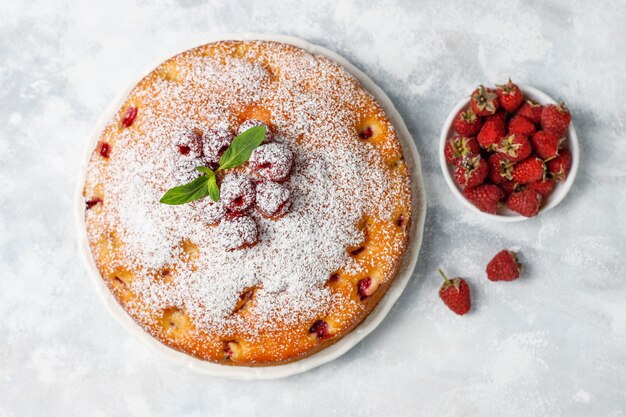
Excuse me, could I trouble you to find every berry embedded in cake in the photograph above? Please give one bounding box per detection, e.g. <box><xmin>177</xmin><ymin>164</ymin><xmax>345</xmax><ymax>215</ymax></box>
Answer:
<box><xmin>83</xmin><ymin>40</ymin><xmax>413</xmax><ymax>366</ymax></box>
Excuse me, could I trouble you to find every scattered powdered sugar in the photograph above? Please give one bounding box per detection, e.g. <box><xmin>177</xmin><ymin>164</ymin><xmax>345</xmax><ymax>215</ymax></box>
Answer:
<box><xmin>86</xmin><ymin>42</ymin><xmax>408</xmax><ymax>337</ymax></box>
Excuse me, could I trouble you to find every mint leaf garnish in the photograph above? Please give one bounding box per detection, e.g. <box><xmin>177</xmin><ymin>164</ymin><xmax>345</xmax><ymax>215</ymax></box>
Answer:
<box><xmin>196</xmin><ymin>166</ymin><xmax>214</xmax><ymax>176</ymax></box>
<box><xmin>160</xmin><ymin>176</ymin><xmax>210</xmax><ymax>205</ymax></box>
<box><xmin>160</xmin><ymin>125</ymin><xmax>266</xmax><ymax>205</ymax></box>
<box><xmin>218</xmin><ymin>125</ymin><xmax>266</xmax><ymax>171</ymax></box>
<box><xmin>207</xmin><ymin>172</ymin><xmax>220</xmax><ymax>202</ymax></box>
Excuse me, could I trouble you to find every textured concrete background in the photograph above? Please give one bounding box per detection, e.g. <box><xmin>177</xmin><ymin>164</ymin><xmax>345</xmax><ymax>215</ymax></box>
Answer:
<box><xmin>1</xmin><ymin>0</ymin><xmax>625</xmax><ymax>416</ymax></box>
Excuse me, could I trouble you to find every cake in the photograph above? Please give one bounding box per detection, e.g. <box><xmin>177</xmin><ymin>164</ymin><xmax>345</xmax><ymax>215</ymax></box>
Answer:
<box><xmin>83</xmin><ymin>40</ymin><xmax>413</xmax><ymax>366</ymax></box>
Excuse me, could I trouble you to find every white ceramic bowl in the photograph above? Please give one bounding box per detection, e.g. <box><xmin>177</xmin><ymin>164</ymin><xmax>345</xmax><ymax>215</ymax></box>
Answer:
<box><xmin>439</xmin><ymin>84</ymin><xmax>579</xmax><ymax>222</ymax></box>
<box><xmin>76</xmin><ymin>33</ymin><xmax>427</xmax><ymax>380</ymax></box>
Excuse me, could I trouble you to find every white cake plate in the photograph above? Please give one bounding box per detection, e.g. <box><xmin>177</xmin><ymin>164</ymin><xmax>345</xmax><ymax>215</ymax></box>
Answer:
<box><xmin>75</xmin><ymin>33</ymin><xmax>427</xmax><ymax>380</ymax></box>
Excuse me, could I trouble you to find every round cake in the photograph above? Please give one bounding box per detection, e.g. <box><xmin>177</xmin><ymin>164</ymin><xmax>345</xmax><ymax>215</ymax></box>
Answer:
<box><xmin>83</xmin><ymin>40</ymin><xmax>412</xmax><ymax>366</ymax></box>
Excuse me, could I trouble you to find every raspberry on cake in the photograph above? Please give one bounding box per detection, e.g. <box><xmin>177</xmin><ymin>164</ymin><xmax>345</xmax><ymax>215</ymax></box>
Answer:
<box><xmin>220</xmin><ymin>173</ymin><xmax>256</xmax><ymax>214</ymax></box>
<box><xmin>255</xmin><ymin>181</ymin><xmax>291</xmax><ymax>218</ymax></box>
<box><xmin>82</xmin><ymin>40</ymin><xmax>412</xmax><ymax>366</ymax></box>
<box><xmin>174</xmin><ymin>127</ymin><xmax>204</xmax><ymax>159</ymax></box>
<box><xmin>249</xmin><ymin>142</ymin><xmax>294</xmax><ymax>182</ymax></box>
<box><xmin>238</xmin><ymin>119</ymin><xmax>273</xmax><ymax>143</ymax></box>
<box><xmin>202</xmin><ymin>128</ymin><xmax>235</xmax><ymax>170</ymax></box>
<box><xmin>218</xmin><ymin>214</ymin><xmax>259</xmax><ymax>251</ymax></box>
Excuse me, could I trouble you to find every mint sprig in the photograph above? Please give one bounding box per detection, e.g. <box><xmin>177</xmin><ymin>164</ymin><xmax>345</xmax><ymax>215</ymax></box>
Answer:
<box><xmin>218</xmin><ymin>125</ymin><xmax>266</xmax><ymax>170</ymax></box>
<box><xmin>159</xmin><ymin>175</ymin><xmax>213</xmax><ymax>205</ymax></box>
<box><xmin>159</xmin><ymin>125</ymin><xmax>265</xmax><ymax>205</ymax></box>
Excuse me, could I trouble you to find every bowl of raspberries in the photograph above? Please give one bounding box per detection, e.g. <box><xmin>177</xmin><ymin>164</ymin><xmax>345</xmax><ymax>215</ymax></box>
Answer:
<box><xmin>439</xmin><ymin>79</ymin><xmax>579</xmax><ymax>220</ymax></box>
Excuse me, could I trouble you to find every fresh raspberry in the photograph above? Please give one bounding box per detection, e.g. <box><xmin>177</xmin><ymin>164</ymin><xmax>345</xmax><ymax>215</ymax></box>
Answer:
<box><xmin>238</xmin><ymin>119</ymin><xmax>273</xmax><ymax>143</ymax></box>
<box><xmin>507</xmin><ymin>115</ymin><xmax>536</xmax><ymax>137</ymax></box>
<box><xmin>309</xmin><ymin>320</ymin><xmax>331</xmax><ymax>340</ymax></box>
<box><xmin>249</xmin><ymin>143</ymin><xmax>294</xmax><ymax>182</ymax></box>
<box><xmin>444</xmin><ymin>135</ymin><xmax>480</xmax><ymax>166</ymax></box>
<box><xmin>512</xmin><ymin>156</ymin><xmax>545</xmax><ymax>184</ymax></box>
<box><xmin>470</xmin><ymin>85</ymin><xmax>500</xmax><ymax>116</ymax></box>
<box><xmin>217</xmin><ymin>214</ymin><xmax>258</xmax><ymax>251</ymax></box>
<box><xmin>531</xmin><ymin>130</ymin><xmax>561</xmax><ymax>159</ymax></box>
<box><xmin>97</xmin><ymin>141</ymin><xmax>111</xmax><ymax>158</ymax></box>
<box><xmin>454</xmin><ymin>155</ymin><xmax>488</xmax><ymax>189</ymax></box>
<box><xmin>487</xmin><ymin>110</ymin><xmax>507</xmax><ymax>124</ymax></box>
<box><xmin>202</xmin><ymin>129</ymin><xmax>235</xmax><ymax>170</ymax></box>
<box><xmin>85</xmin><ymin>197</ymin><xmax>103</xmax><ymax>210</ymax></box>
<box><xmin>496</xmin><ymin>79</ymin><xmax>524</xmax><ymax>113</ymax></box>
<box><xmin>438</xmin><ymin>270</ymin><xmax>471</xmax><ymax>315</ymax></box>
<box><xmin>507</xmin><ymin>189</ymin><xmax>542</xmax><ymax>217</ymax></box>
<box><xmin>546</xmin><ymin>148</ymin><xmax>572</xmax><ymax>182</ymax></box>
<box><xmin>486</xmin><ymin>250</ymin><xmax>521</xmax><ymax>281</ymax></box>
<box><xmin>174</xmin><ymin>127</ymin><xmax>203</xmax><ymax>159</ymax></box>
<box><xmin>493</xmin><ymin>133</ymin><xmax>532</xmax><ymax>162</ymax></box>
<box><xmin>487</xmin><ymin>153</ymin><xmax>514</xmax><ymax>184</ymax></box>
<box><xmin>357</xmin><ymin>277</ymin><xmax>374</xmax><ymax>300</ymax></box>
<box><xmin>452</xmin><ymin>108</ymin><xmax>484</xmax><ymax>136</ymax></box>
<box><xmin>499</xmin><ymin>179</ymin><xmax>519</xmax><ymax>197</ymax></box>
<box><xmin>121</xmin><ymin>105</ymin><xmax>138</xmax><ymax>128</ymax></box>
<box><xmin>220</xmin><ymin>173</ymin><xmax>256</xmax><ymax>214</ymax></box>
<box><xmin>464</xmin><ymin>184</ymin><xmax>504</xmax><ymax>214</ymax></box>
<box><xmin>255</xmin><ymin>181</ymin><xmax>291</xmax><ymax>218</ymax></box>
<box><xmin>527</xmin><ymin>178</ymin><xmax>556</xmax><ymax>197</ymax></box>
<box><xmin>517</xmin><ymin>100</ymin><xmax>542</xmax><ymax>125</ymax></box>
<box><xmin>541</xmin><ymin>102</ymin><xmax>571</xmax><ymax>136</ymax></box>
<box><xmin>477</xmin><ymin>116</ymin><xmax>506</xmax><ymax>149</ymax></box>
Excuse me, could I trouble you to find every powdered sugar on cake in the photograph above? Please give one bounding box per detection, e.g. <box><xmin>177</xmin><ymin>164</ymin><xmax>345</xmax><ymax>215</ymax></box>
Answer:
<box><xmin>85</xmin><ymin>42</ymin><xmax>409</xmax><ymax>338</ymax></box>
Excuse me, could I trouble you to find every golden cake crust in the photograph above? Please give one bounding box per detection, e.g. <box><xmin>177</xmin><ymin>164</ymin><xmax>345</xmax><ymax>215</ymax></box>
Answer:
<box><xmin>83</xmin><ymin>40</ymin><xmax>412</xmax><ymax>366</ymax></box>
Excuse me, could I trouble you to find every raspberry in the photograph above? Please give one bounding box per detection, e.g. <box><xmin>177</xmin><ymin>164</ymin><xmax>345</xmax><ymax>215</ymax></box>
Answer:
<box><xmin>464</xmin><ymin>184</ymin><xmax>504</xmax><ymax>214</ymax></box>
<box><xmin>192</xmin><ymin>198</ymin><xmax>226</xmax><ymax>225</ymax></box>
<box><xmin>453</xmin><ymin>155</ymin><xmax>488</xmax><ymax>189</ymax></box>
<box><xmin>487</xmin><ymin>250</ymin><xmax>521</xmax><ymax>281</ymax></box>
<box><xmin>359</xmin><ymin>126</ymin><xmax>374</xmax><ymax>140</ymax></box>
<box><xmin>494</xmin><ymin>133</ymin><xmax>532</xmax><ymax>162</ymax></box>
<box><xmin>220</xmin><ymin>173</ymin><xmax>256</xmax><ymax>214</ymax></box>
<box><xmin>470</xmin><ymin>85</ymin><xmax>500</xmax><ymax>116</ymax></box>
<box><xmin>238</xmin><ymin>119</ymin><xmax>273</xmax><ymax>142</ymax></box>
<box><xmin>517</xmin><ymin>100</ymin><xmax>542</xmax><ymax>124</ymax></box>
<box><xmin>444</xmin><ymin>135</ymin><xmax>480</xmax><ymax>166</ymax></box>
<box><xmin>97</xmin><ymin>141</ymin><xmax>111</xmax><ymax>158</ymax></box>
<box><xmin>547</xmin><ymin>149</ymin><xmax>572</xmax><ymax>182</ymax></box>
<box><xmin>357</xmin><ymin>277</ymin><xmax>373</xmax><ymax>300</ymax></box>
<box><xmin>217</xmin><ymin>214</ymin><xmax>258</xmax><ymax>251</ymax></box>
<box><xmin>309</xmin><ymin>320</ymin><xmax>331</xmax><ymax>340</ymax></box>
<box><xmin>255</xmin><ymin>181</ymin><xmax>291</xmax><ymax>218</ymax></box>
<box><xmin>527</xmin><ymin>178</ymin><xmax>556</xmax><ymax>198</ymax></box>
<box><xmin>121</xmin><ymin>105</ymin><xmax>138</xmax><ymax>128</ymax></box>
<box><xmin>531</xmin><ymin>130</ymin><xmax>561</xmax><ymax>159</ymax></box>
<box><xmin>249</xmin><ymin>143</ymin><xmax>294</xmax><ymax>182</ymax></box>
<box><xmin>507</xmin><ymin>115</ymin><xmax>536</xmax><ymax>137</ymax></box>
<box><xmin>174</xmin><ymin>128</ymin><xmax>203</xmax><ymax>159</ymax></box>
<box><xmin>507</xmin><ymin>189</ymin><xmax>543</xmax><ymax>217</ymax></box>
<box><xmin>487</xmin><ymin>153</ymin><xmax>513</xmax><ymax>184</ymax></box>
<box><xmin>202</xmin><ymin>129</ymin><xmax>234</xmax><ymax>170</ymax></box>
<box><xmin>85</xmin><ymin>197</ymin><xmax>103</xmax><ymax>210</ymax></box>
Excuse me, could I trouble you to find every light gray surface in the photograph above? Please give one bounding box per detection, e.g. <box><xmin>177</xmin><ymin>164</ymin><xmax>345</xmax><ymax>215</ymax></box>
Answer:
<box><xmin>1</xmin><ymin>0</ymin><xmax>625</xmax><ymax>416</ymax></box>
